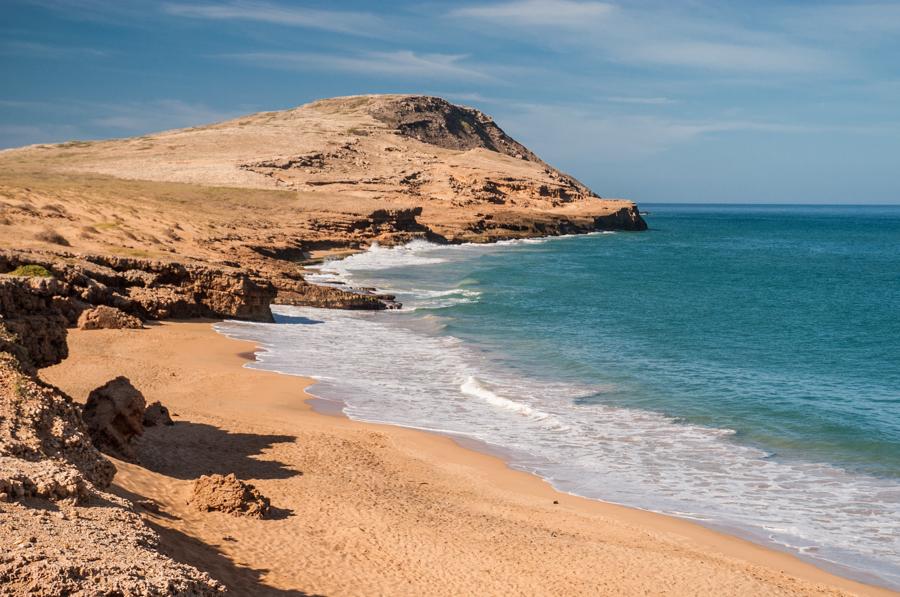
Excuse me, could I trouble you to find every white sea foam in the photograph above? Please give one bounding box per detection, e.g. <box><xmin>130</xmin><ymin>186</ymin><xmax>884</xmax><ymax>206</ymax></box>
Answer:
<box><xmin>216</xmin><ymin>238</ymin><xmax>900</xmax><ymax>589</ymax></box>
<box><xmin>461</xmin><ymin>376</ymin><xmax>551</xmax><ymax>421</ymax></box>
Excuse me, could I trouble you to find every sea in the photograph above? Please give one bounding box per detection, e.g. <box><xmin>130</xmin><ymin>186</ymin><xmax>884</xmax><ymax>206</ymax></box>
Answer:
<box><xmin>216</xmin><ymin>204</ymin><xmax>900</xmax><ymax>589</ymax></box>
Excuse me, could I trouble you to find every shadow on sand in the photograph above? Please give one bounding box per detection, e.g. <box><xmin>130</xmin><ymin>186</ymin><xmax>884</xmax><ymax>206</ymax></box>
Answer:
<box><xmin>147</xmin><ymin>519</ymin><xmax>324</xmax><ymax>596</ymax></box>
<box><xmin>136</xmin><ymin>421</ymin><xmax>300</xmax><ymax>481</ymax></box>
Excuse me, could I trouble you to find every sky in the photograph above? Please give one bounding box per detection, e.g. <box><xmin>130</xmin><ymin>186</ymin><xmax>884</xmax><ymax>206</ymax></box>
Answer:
<box><xmin>2</xmin><ymin>0</ymin><xmax>900</xmax><ymax>203</ymax></box>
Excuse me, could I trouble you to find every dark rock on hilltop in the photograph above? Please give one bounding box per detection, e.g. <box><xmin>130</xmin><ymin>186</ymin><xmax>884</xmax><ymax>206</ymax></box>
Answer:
<box><xmin>369</xmin><ymin>95</ymin><xmax>542</xmax><ymax>161</ymax></box>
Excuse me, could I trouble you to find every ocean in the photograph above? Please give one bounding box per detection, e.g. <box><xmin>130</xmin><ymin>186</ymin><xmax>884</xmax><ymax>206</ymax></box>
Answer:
<box><xmin>217</xmin><ymin>204</ymin><xmax>900</xmax><ymax>589</ymax></box>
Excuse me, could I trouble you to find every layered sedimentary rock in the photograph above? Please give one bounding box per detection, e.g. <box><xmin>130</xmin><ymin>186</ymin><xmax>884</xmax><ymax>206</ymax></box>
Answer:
<box><xmin>1</xmin><ymin>249</ymin><xmax>276</xmax><ymax>322</ymax></box>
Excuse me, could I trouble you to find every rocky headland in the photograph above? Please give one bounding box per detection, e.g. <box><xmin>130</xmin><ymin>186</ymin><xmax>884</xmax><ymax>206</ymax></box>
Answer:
<box><xmin>0</xmin><ymin>95</ymin><xmax>651</xmax><ymax>594</ymax></box>
<box><xmin>1</xmin><ymin>94</ymin><xmax>645</xmax><ymax>312</ymax></box>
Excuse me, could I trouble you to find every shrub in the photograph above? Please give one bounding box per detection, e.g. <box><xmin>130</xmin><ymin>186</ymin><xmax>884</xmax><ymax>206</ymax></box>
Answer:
<box><xmin>9</xmin><ymin>264</ymin><xmax>53</xmax><ymax>277</ymax></box>
<box><xmin>35</xmin><ymin>227</ymin><xmax>70</xmax><ymax>246</ymax></box>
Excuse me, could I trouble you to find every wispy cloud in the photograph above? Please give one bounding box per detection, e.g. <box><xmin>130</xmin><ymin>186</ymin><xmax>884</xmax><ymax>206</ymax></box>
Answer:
<box><xmin>629</xmin><ymin>40</ymin><xmax>830</xmax><ymax>74</ymax></box>
<box><xmin>497</xmin><ymin>102</ymin><xmax>897</xmax><ymax>162</ymax></box>
<box><xmin>88</xmin><ymin>99</ymin><xmax>239</xmax><ymax>132</ymax></box>
<box><xmin>0</xmin><ymin>98</ymin><xmax>242</xmax><ymax>149</ymax></box>
<box><xmin>452</xmin><ymin>0</ymin><xmax>614</xmax><ymax>27</ymax></box>
<box><xmin>782</xmin><ymin>2</ymin><xmax>900</xmax><ymax>36</ymax></box>
<box><xmin>163</xmin><ymin>1</ymin><xmax>384</xmax><ymax>36</ymax></box>
<box><xmin>0</xmin><ymin>40</ymin><xmax>108</xmax><ymax>58</ymax></box>
<box><xmin>0</xmin><ymin>123</ymin><xmax>82</xmax><ymax>149</ymax></box>
<box><xmin>224</xmin><ymin>50</ymin><xmax>494</xmax><ymax>81</ymax></box>
<box><xmin>605</xmin><ymin>96</ymin><xmax>674</xmax><ymax>105</ymax></box>
<box><xmin>450</xmin><ymin>1</ymin><xmax>837</xmax><ymax>74</ymax></box>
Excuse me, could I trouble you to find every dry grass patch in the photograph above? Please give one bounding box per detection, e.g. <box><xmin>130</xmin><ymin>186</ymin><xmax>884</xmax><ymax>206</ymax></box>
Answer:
<box><xmin>34</xmin><ymin>227</ymin><xmax>71</xmax><ymax>246</ymax></box>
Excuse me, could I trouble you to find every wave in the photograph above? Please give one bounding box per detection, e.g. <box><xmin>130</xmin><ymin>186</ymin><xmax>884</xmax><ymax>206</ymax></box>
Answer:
<box><xmin>461</xmin><ymin>376</ymin><xmax>550</xmax><ymax>420</ymax></box>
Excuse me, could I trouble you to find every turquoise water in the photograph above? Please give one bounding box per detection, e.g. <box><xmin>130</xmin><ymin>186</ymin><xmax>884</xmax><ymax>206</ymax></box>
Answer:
<box><xmin>443</xmin><ymin>204</ymin><xmax>900</xmax><ymax>478</ymax></box>
<box><xmin>219</xmin><ymin>204</ymin><xmax>900</xmax><ymax>588</ymax></box>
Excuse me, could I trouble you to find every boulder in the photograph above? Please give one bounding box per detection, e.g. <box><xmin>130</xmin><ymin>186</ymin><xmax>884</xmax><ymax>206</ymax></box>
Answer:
<box><xmin>82</xmin><ymin>376</ymin><xmax>146</xmax><ymax>461</ymax></box>
<box><xmin>76</xmin><ymin>305</ymin><xmax>143</xmax><ymax>330</ymax></box>
<box><xmin>143</xmin><ymin>401</ymin><xmax>174</xmax><ymax>426</ymax></box>
<box><xmin>188</xmin><ymin>473</ymin><xmax>271</xmax><ymax>518</ymax></box>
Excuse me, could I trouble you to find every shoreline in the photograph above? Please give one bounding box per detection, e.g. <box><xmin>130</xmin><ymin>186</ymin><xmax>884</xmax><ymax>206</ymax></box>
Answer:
<box><xmin>41</xmin><ymin>321</ymin><xmax>894</xmax><ymax>595</ymax></box>
<box><xmin>266</xmin><ymin>345</ymin><xmax>898</xmax><ymax>593</ymax></box>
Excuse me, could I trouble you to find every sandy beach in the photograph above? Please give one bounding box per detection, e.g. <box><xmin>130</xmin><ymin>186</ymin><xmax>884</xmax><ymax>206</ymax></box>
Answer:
<box><xmin>38</xmin><ymin>321</ymin><xmax>893</xmax><ymax>596</ymax></box>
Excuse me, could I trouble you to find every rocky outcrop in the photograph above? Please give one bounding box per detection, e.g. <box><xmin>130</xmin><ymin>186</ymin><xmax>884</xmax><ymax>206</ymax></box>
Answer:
<box><xmin>0</xmin><ymin>276</ymin><xmax>114</xmax><ymax>500</ymax></box>
<box><xmin>369</xmin><ymin>95</ymin><xmax>541</xmax><ymax>161</ymax></box>
<box><xmin>593</xmin><ymin>204</ymin><xmax>648</xmax><ymax>231</ymax></box>
<box><xmin>0</xmin><ymin>249</ymin><xmax>276</xmax><ymax>323</ymax></box>
<box><xmin>0</xmin><ymin>280</ymin><xmax>222</xmax><ymax>595</ymax></box>
<box><xmin>0</xmin><ymin>353</ymin><xmax>115</xmax><ymax>502</ymax></box>
<box><xmin>143</xmin><ymin>400</ymin><xmax>174</xmax><ymax>426</ymax></box>
<box><xmin>274</xmin><ymin>277</ymin><xmax>398</xmax><ymax>310</ymax></box>
<box><xmin>189</xmin><ymin>473</ymin><xmax>271</xmax><ymax>519</ymax></box>
<box><xmin>77</xmin><ymin>304</ymin><xmax>143</xmax><ymax>330</ymax></box>
<box><xmin>0</xmin><ymin>276</ymin><xmax>69</xmax><ymax>374</ymax></box>
<box><xmin>82</xmin><ymin>376</ymin><xmax>146</xmax><ymax>462</ymax></box>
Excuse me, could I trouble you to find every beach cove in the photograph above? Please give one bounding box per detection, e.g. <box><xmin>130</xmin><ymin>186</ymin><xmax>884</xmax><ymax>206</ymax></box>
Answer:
<box><xmin>41</xmin><ymin>321</ymin><xmax>892</xmax><ymax>596</ymax></box>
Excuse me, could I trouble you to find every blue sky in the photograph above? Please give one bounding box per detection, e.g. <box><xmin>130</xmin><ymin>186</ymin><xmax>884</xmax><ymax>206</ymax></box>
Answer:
<box><xmin>2</xmin><ymin>0</ymin><xmax>899</xmax><ymax>203</ymax></box>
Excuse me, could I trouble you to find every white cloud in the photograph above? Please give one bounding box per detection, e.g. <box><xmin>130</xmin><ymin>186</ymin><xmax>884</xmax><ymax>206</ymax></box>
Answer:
<box><xmin>605</xmin><ymin>96</ymin><xmax>675</xmax><ymax>105</ymax></box>
<box><xmin>452</xmin><ymin>0</ymin><xmax>614</xmax><ymax>27</ymax></box>
<box><xmin>450</xmin><ymin>1</ymin><xmax>838</xmax><ymax>74</ymax></box>
<box><xmin>495</xmin><ymin>102</ymin><xmax>891</xmax><ymax>163</ymax></box>
<box><xmin>0</xmin><ymin>123</ymin><xmax>83</xmax><ymax>149</ymax></box>
<box><xmin>225</xmin><ymin>50</ymin><xmax>494</xmax><ymax>81</ymax></box>
<box><xmin>164</xmin><ymin>1</ymin><xmax>383</xmax><ymax>36</ymax></box>
<box><xmin>88</xmin><ymin>99</ymin><xmax>240</xmax><ymax>132</ymax></box>
<box><xmin>629</xmin><ymin>40</ymin><xmax>831</xmax><ymax>74</ymax></box>
<box><xmin>0</xmin><ymin>40</ymin><xmax>108</xmax><ymax>58</ymax></box>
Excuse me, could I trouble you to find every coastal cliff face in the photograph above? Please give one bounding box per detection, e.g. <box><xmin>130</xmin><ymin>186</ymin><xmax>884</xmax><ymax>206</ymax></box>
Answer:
<box><xmin>0</xmin><ymin>279</ymin><xmax>223</xmax><ymax>594</ymax></box>
<box><xmin>0</xmin><ymin>93</ymin><xmax>645</xmax><ymax>311</ymax></box>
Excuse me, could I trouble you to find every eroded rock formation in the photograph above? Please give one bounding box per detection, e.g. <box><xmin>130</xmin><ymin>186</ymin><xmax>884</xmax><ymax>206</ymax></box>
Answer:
<box><xmin>0</xmin><ymin>276</ymin><xmax>223</xmax><ymax>595</ymax></box>
<box><xmin>1</xmin><ymin>249</ymin><xmax>276</xmax><ymax>322</ymax></box>
<box><xmin>82</xmin><ymin>376</ymin><xmax>146</xmax><ymax>462</ymax></box>
<box><xmin>189</xmin><ymin>473</ymin><xmax>271</xmax><ymax>519</ymax></box>
<box><xmin>77</xmin><ymin>304</ymin><xmax>143</xmax><ymax>330</ymax></box>
<box><xmin>0</xmin><ymin>352</ymin><xmax>115</xmax><ymax>502</ymax></box>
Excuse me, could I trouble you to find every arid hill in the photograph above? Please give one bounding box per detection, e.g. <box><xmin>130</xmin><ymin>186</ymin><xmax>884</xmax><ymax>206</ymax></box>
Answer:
<box><xmin>0</xmin><ymin>94</ymin><xmax>644</xmax><ymax>310</ymax></box>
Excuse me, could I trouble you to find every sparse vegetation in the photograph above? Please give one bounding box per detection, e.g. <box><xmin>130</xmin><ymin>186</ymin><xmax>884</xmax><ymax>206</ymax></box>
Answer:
<box><xmin>58</xmin><ymin>140</ymin><xmax>94</xmax><ymax>149</ymax></box>
<box><xmin>35</xmin><ymin>227</ymin><xmax>71</xmax><ymax>246</ymax></box>
<box><xmin>9</xmin><ymin>264</ymin><xmax>53</xmax><ymax>277</ymax></box>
